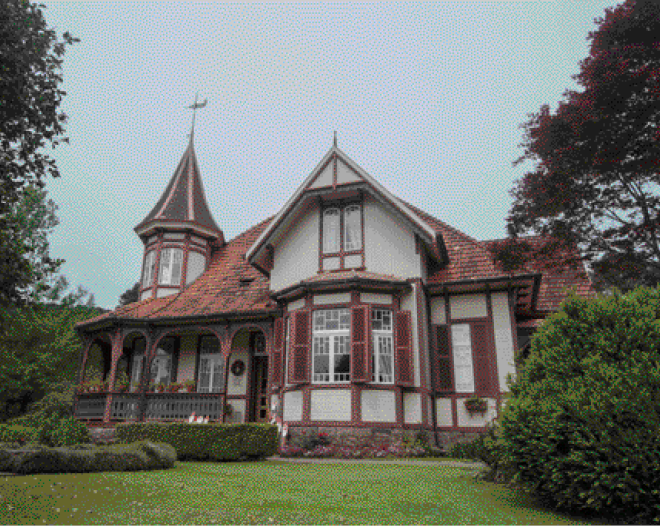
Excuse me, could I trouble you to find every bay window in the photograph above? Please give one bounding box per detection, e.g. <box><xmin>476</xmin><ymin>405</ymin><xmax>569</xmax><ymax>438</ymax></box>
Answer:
<box><xmin>372</xmin><ymin>309</ymin><xmax>393</xmax><ymax>383</ymax></box>
<box><xmin>312</xmin><ymin>309</ymin><xmax>351</xmax><ymax>383</ymax></box>
<box><xmin>159</xmin><ymin>248</ymin><xmax>183</xmax><ymax>286</ymax></box>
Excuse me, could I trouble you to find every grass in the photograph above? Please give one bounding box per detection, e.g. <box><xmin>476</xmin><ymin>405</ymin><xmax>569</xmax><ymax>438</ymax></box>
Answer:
<box><xmin>0</xmin><ymin>460</ymin><xmax>613</xmax><ymax>525</ymax></box>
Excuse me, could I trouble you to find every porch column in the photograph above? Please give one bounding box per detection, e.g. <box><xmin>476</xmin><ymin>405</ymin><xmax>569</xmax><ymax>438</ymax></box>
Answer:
<box><xmin>138</xmin><ymin>331</ymin><xmax>157</xmax><ymax>422</ymax></box>
<box><xmin>102</xmin><ymin>329</ymin><xmax>123</xmax><ymax>423</ymax></box>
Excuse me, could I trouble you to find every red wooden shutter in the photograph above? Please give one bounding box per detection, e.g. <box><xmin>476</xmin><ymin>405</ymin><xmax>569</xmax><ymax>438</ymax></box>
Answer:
<box><xmin>350</xmin><ymin>305</ymin><xmax>372</xmax><ymax>383</ymax></box>
<box><xmin>289</xmin><ymin>310</ymin><xmax>310</xmax><ymax>384</ymax></box>
<box><xmin>271</xmin><ymin>318</ymin><xmax>284</xmax><ymax>388</ymax></box>
<box><xmin>472</xmin><ymin>322</ymin><xmax>498</xmax><ymax>395</ymax></box>
<box><xmin>432</xmin><ymin>325</ymin><xmax>453</xmax><ymax>393</ymax></box>
<box><xmin>394</xmin><ymin>311</ymin><xmax>414</xmax><ymax>387</ymax></box>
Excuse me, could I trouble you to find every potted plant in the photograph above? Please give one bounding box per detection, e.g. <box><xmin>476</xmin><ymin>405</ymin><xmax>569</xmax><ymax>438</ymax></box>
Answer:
<box><xmin>115</xmin><ymin>371</ymin><xmax>129</xmax><ymax>393</ymax></box>
<box><xmin>464</xmin><ymin>396</ymin><xmax>488</xmax><ymax>415</ymax></box>
<box><xmin>182</xmin><ymin>379</ymin><xmax>196</xmax><ymax>393</ymax></box>
<box><xmin>88</xmin><ymin>378</ymin><xmax>103</xmax><ymax>393</ymax></box>
<box><xmin>168</xmin><ymin>382</ymin><xmax>180</xmax><ymax>393</ymax></box>
<box><xmin>156</xmin><ymin>382</ymin><xmax>167</xmax><ymax>393</ymax></box>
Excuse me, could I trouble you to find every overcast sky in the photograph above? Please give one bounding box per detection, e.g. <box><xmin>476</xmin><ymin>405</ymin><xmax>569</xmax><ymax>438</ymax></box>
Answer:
<box><xmin>40</xmin><ymin>1</ymin><xmax>621</xmax><ymax>309</ymax></box>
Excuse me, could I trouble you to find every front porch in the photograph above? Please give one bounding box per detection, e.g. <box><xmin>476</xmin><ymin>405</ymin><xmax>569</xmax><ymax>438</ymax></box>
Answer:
<box><xmin>74</xmin><ymin>321</ymin><xmax>274</xmax><ymax>425</ymax></box>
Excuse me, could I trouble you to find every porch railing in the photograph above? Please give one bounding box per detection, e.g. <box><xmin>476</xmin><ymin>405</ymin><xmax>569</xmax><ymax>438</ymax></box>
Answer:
<box><xmin>145</xmin><ymin>393</ymin><xmax>224</xmax><ymax>421</ymax></box>
<box><xmin>75</xmin><ymin>392</ymin><xmax>224</xmax><ymax>422</ymax></box>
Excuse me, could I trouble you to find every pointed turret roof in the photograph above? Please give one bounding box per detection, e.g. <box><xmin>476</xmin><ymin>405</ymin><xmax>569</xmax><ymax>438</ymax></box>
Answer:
<box><xmin>135</xmin><ymin>136</ymin><xmax>223</xmax><ymax>241</ymax></box>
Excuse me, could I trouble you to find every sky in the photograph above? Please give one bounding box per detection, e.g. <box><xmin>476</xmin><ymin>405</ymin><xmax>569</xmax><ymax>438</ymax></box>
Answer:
<box><xmin>39</xmin><ymin>0</ymin><xmax>622</xmax><ymax>309</ymax></box>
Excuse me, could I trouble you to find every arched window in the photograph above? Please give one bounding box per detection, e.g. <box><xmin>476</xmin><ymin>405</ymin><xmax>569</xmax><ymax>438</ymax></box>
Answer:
<box><xmin>159</xmin><ymin>248</ymin><xmax>183</xmax><ymax>286</ymax></box>
<box><xmin>142</xmin><ymin>251</ymin><xmax>156</xmax><ymax>287</ymax></box>
<box><xmin>323</xmin><ymin>208</ymin><xmax>340</xmax><ymax>254</ymax></box>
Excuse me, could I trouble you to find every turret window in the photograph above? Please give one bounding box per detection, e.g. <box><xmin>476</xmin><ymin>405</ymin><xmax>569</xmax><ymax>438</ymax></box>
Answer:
<box><xmin>186</xmin><ymin>251</ymin><xmax>206</xmax><ymax>285</ymax></box>
<box><xmin>142</xmin><ymin>251</ymin><xmax>156</xmax><ymax>287</ymax></box>
<box><xmin>159</xmin><ymin>248</ymin><xmax>183</xmax><ymax>286</ymax></box>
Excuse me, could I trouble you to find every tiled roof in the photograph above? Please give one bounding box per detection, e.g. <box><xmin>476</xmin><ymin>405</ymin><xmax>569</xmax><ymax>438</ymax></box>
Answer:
<box><xmin>134</xmin><ymin>139</ymin><xmax>222</xmax><ymax>236</ymax></box>
<box><xmin>79</xmin><ymin>217</ymin><xmax>277</xmax><ymax>328</ymax></box>
<box><xmin>80</xmin><ymin>199</ymin><xmax>595</xmax><ymax>330</ymax></box>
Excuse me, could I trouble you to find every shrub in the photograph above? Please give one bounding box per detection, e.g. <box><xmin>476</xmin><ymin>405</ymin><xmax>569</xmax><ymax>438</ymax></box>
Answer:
<box><xmin>0</xmin><ymin>424</ymin><xmax>38</xmax><ymax>444</ymax></box>
<box><xmin>499</xmin><ymin>288</ymin><xmax>660</xmax><ymax>523</ymax></box>
<box><xmin>1</xmin><ymin>441</ymin><xmax>176</xmax><ymax>474</ymax></box>
<box><xmin>116</xmin><ymin>422</ymin><xmax>278</xmax><ymax>461</ymax></box>
<box><xmin>49</xmin><ymin>416</ymin><xmax>90</xmax><ymax>446</ymax></box>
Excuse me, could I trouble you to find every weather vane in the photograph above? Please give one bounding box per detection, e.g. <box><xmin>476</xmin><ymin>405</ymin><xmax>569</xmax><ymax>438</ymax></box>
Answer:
<box><xmin>187</xmin><ymin>92</ymin><xmax>208</xmax><ymax>139</ymax></box>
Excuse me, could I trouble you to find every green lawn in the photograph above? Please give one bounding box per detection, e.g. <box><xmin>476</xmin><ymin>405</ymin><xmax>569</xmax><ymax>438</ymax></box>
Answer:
<box><xmin>0</xmin><ymin>460</ymin><xmax>611</xmax><ymax>525</ymax></box>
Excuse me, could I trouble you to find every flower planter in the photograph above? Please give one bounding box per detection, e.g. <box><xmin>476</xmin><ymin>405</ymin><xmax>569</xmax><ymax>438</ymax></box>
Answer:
<box><xmin>464</xmin><ymin>396</ymin><xmax>488</xmax><ymax>415</ymax></box>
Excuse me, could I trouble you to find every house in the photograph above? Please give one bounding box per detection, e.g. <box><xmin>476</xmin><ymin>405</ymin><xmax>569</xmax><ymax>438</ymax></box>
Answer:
<box><xmin>73</xmin><ymin>133</ymin><xmax>594</xmax><ymax>448</ymax></box>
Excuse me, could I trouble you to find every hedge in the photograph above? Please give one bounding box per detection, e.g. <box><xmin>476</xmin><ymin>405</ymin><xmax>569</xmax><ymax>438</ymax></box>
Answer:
<box><xmin>0</xmin><ymin>424</ymin><xmax>38</xmax><ymax>444</ymax></box>
<box><xmin>115</xmin><ymin>422</ymin><xmax>278</xmax><ymax>461</ymax></box>
<box><xmin>0</xmin><ymin>441</ymin><xmax>177</xmax><ymax>475</ymax></box>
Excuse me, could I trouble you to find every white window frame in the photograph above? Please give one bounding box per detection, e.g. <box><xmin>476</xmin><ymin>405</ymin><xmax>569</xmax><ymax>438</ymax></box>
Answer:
<box><xmin>159</xmin><ymin>247</ymin><xmax>183</xmax><ymax>286</ymax></box>
<box><xmin>372</xmin><ymin>309</ymin><xmax>394</xmax><ymax>384</ymax></box>
<box><xmin>343</xmin><ymin>204</ymin><xmax>362</xmax><ymax>252</ymax></box>
<box><xmin>322</xmin><ymin>208</ymin><xmax>341</xmax><ymax>254</ymax></box>
<box><xmin>130</xmin><ymin>354</ymin><xmax>144</xmax><ymax>392</ymax></box>
<box><xmin>142</xmin><ymin>251</ymin><xmax>156</xmax><ymax>287</ymax></box>
<box><xmin>198</xmin><ymin>355</ymin><xmax>224</xmax><ymax>393</ymax></box>
<box><xmin>312</xmin><ymin>308</ymin><xmax>351</xmax><ymax>383</ymax></box>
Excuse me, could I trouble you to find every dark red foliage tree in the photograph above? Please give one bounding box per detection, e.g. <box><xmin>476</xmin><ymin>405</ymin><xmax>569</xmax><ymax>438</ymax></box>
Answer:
<box><xmin>493</xmin><ymin>0</ymin><xmax>660</xmax><ymax>291</ymax></box>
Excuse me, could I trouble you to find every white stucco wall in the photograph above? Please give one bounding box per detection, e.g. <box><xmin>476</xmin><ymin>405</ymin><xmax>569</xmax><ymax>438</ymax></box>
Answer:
<box><xmin>403</xmin><ymin>392</ymin><xmax>422</xmax><ymax>424</ymax></box>
<box><xmin>360</xmin><ymin>292</ymin><xmax>392</xmax><ymax>305</ymax></box>
<box><xmin>283</xmin><ymin>391</ymin><xmax>303</xmax><ymax>421</ymax></box>
<box><xmin>363</xmin><ymin>194</ymin><xmax>422</xmax><ymax>279</ymax></box>
<box><xmin>177</xmin><ymin>335</ymin><xmax>197</xmax><ymax>382</ymax></box>
<box><xmin>270</xmin><ymin>202</ymin><xmax>319</xmax><ymax>291</ymax></box>
<box><xmin>401</xmin><ymin>287</ymin><xmax>421</xmax><ymax>388</ymax></box>
<box><xmin>314</xmin><ymin>292</ymin><xmax>351</xmax><ymax>305</ymax></box>
<box><xmin>308</xmin><ymin>162</ymin><xmax>333</xmax><ymax>189</ymax></box>
<box><xmin>287</xmin><ymin>298</ymin><xmax>305</xmax><ymax>311</ymax></box>
<box><xmin>226</xmin><ymin>399</ymin><xmax>246</xmax><ymax>423</ymax></box>
<box><xmin>491</xmin><ymin>291</ymin><xmax>516</xmax><ymax>392</ymax></box>
<box><xmin>456</xmin><ymin>397</ymin><xmax>498</xmax><ymax>427</ymax></box>
<box><xmin>430</xmin><ymin>297</ymin><xmax>446</xmax><ymax>324</ymax></box>
<box><xmin>226</xmin><ymin>352</ymin><xmax>248</xmax><ymax>396</ymax></box>
<box><xmin>435</xmin><ymin>398</ymin><xmax>453</xmax><ymax>427</ymax></box>
<box><xmin>310</xmin><ymin>389</ymin><xmax>351</xmax><ymax>421</ymax></box>
<box><xmin>450</xmin><ymin>294</ymin><xmax>487</xmax><ymax>319</ymax></box>
<box><xmin>361</xmin><ymin>390</ymin><xmax>396</xmax><ymax>422</ymax></box>
<box><xmin>336</xmin><ymin>159</ymin><xmax>361</xmax><ymax>185</ymax></box>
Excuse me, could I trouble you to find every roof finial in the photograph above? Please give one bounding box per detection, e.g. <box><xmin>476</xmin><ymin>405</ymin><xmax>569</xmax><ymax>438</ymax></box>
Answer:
<box><xmin>187</xmin><ymin>92</ymin><xmax>208</xmax><ymax>142</ymax></box>
<box><xmin>333</xmin><ymin>130</ymin><xmax>337</xmax><ymax>147</ymax></box>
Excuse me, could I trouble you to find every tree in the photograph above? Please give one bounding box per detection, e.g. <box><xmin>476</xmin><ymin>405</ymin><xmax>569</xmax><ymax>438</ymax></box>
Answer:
<box><xmin>0</xmin><ymin>304</ymin><xmax>102</xmax><ymax>421</ymax></box>
<box><xmin>493</xmin><ymin>0</ymin><xmax>660</xmax><ymax>291</ymax></box>
<box><xmin>0</xmin><ymin>0</ymin><xmax>78</xmax><ymax>306</ymax></box>
<box><xmin>118</xmin><ymin>282</ymin><xmax>140</xmax><ymax>307</ymax></box>
<box><xmin>498</xmin><ymin>288</ymin><xmax>660</xmax><ymax>522</ymax></box>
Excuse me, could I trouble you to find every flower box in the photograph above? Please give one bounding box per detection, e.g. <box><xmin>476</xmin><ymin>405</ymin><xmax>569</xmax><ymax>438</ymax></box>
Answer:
<box><xmin>464</xmin><ymin>396</ymin><xmax>488</xmax><ymax>415</ymax></box>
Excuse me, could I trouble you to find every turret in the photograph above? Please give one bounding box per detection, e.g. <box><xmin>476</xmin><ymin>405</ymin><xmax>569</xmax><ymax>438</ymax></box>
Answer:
<box><xmin>134</xmin><ymin>136</ymin><xmax>223</xmax><ymax>301</ymax></box>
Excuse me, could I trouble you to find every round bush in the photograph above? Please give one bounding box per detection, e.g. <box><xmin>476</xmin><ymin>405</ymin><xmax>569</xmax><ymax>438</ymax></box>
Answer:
<box><xmin>49</xmin><ymin>416</ymin><xmax>91</xmax><ymax>447</ymax></box>
<box><xmin>499</xmin><ymin>288</ymin><xmax>660</xmax><ymax>523</ymax></box>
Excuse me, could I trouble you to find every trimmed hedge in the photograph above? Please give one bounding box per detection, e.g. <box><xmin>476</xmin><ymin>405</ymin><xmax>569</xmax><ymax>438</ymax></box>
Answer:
<box><xmin>116</xmin><ymin>422</ymin><xmax>278</xmax><ymax>461</ymax></box>
<box><xmin>0</xmin><ymin>440</ymin><xmax>176</xmax><ymax>475</ymax></box>
<box><xmin>0</xmin><ymin>424</ymin><xmax>38</xmax><ymax>444</ymax></box>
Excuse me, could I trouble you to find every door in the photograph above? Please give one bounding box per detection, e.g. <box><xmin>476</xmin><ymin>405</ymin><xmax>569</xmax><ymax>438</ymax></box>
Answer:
<box><xmin>251</xmin><ymin>356</ymin><xmax>269</xmax><ymax>422</ymax></box>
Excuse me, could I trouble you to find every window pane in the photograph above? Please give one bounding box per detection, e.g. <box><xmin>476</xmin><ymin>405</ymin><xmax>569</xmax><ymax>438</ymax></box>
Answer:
<box><xmin>143</xmin><ymin>251</ymin><xmax>155</xmax><ymax>287</ymax></box>
<box><xmin>211</xmin><ymin>359</ymin><xmax>224</xmax><ymax>392</ymax></box>
<box><xmin>323</xmin><ymin>208</ymin><xmax>340</xmax><ymax>254</ymax></box>
<box><xmin>344</xmin><ymin>205</ymin><xmax>362</xmax><ymax>251</ymax></box>
<box><xmin>200</xmin><ymin>335</ymin><xmax>220</xmax><ymax>354</ymax></box>
<box><xmin>171</xmin><ymin>249</ymin><xmax>183</xmax><ymax>285</ymax></box>
<box><xmin>313</xmin><ymin>336</ymin><xmax>330</xmax><ymax>382</ymax></box>
<box><xmin>334</xmin><ymin>335</ymin><xmax>350</xmax><ymax>381</ymax></box>
<box><xmin>159</xmin><ymin>249</ymin><xmax>171</xmax><ymax>284</ymax></box>
<box><xmin>198</xmin><ymin>358</ymin><xmax>211</xmax><ymax>393</ymax></box>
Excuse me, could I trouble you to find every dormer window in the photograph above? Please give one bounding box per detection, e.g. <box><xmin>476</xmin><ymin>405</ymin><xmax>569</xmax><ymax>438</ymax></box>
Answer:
<box><xmin>159</xmin><ymin>248</ymin><xmax>183</xmax><ymax>286</ymax></box>
<box><xmin>142</xmin><ymin>251</ymin><xmax>156</xmax><ymax>287</ymax></box>
<box><xmin>321</xmin><ymin>202</ymin><xmax>364</xmax><ymax>271</ymax></box>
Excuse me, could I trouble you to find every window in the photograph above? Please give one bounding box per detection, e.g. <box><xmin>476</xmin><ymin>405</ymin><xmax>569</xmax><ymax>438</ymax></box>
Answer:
<box><xmin>372</xmin><ymin>309</ymin><xmax>393</xmax><ymax>383</ymax></box>
<box><xmin>321</xmin><ymin>203</ymin><xmax>363</xmax><ymax>270</ymax></box>
<box><xmin>142</xmin><ymin>251</ymin><xmax>156</xmax><ymax>287</ymax></box>
<box><xmin>186</xmin><ymin>252</ymin><xmax>206</xmax><ymax>285</ymax></box>
<box><xmin>312</xmin><ymin>309</ymin><xmax>351</xmax><ymax>383</ymax></box>
<box><xmin>159</xmin><ymin>248</ymin><xmax>183</xmax><ymax>285</ymax></box>
<box><xmin>198</xmin><ymin>356</ymin><xmax>224</xmax><ymax>393</ymax></box>
<box><xmin>150</xmin><ymin>338</ymin><xmax>175</xmax><ymax>386</ymax></box>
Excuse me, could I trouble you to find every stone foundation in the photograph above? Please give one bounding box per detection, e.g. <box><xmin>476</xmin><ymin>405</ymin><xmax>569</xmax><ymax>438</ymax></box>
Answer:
<box><xmin>87</xmin><ymin>426</ymin><xmax>116</xmax><ymax>444</ymax></box>
<box><xmin>435</xmin><ymin>430</ymin><xmax>484</xmax><ymax>451</ymax></box>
